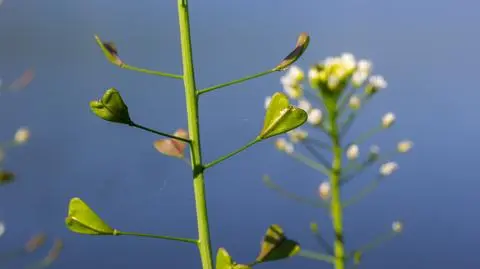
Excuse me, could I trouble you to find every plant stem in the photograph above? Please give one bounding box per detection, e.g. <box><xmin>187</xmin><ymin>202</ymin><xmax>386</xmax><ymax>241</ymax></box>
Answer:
<box><xmin>121</xmin><ymin>64</ymin><xmax>183</xmax><ymax>80</ymax></box>
<box><xmin>177</xmin><ymin>1</ymin><xmax>214</xmax><ymax>269</ymax></box>
<box><xmin>119</xmin><ymin>231</ymin><xmax>198</xmax><ymax>244</ymax></box>
<box><xmin>130</xmin><ymin>122</ymin><xmax>191</xmax><ymax>143</ymax></box>
<box><xmin>197</xmin><ymin>70</ymin><xmax>275</xmax><ymax>95</ymax></box>
<box><xmin>298</xmin><ymin>249</ymin><xmax>336</xmax><ymax>264</ymax></box>
<box><xmin>328</xmin><ymin>107</ymin><xmax>346</xmax><ymax>269</ymax></box>
<box><xmin>203</xmin><ymin>138</ymin><xmax>259</xmax><ymax>170</ymax></box>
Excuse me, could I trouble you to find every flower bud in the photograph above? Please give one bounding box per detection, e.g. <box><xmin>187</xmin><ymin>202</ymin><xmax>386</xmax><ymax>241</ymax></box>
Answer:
<box><xmin>307</xmin><ymin>109</ymin><xmax>323</xmax><ymax>125</ymax></box>
<box><xmin>392</xmin><ymin>221</ymin><xmax>403</xmax><ymax>233</ymax></box>
<box><xmin>318</xmin><ymin>181</ymin><xmax>331</xmax><ymax>200</ymax></box>
<box><xmin>379</xmin><ymin>162</ymin><xmax>398</xmax><ymax>176</ymax></box>
<box><xmin>348</xmin><ymin>95</ymin><xmax>361</xmax><ymax>110</ymax></box>
<box><xmin>275</xmin><ymin>138</ymin><xmax>294</xmax><ymax>154</ymax></box>
<box><xmin>346</xmin><ymin>144</ymin><xmax>359</xmax><ymax>160</ymax></box>
<box><xmin>14</xmin><ymin>127</ymin><xmax>30</xmax><ymax>144</ymax></box>
<box><xmin>287</xmin><ymin>129</ymin><xmax>308</xmax><ymax>143</ymax></box>
<box><xmin>397</xmin><ymin>140</ymin><xmax>413</xmax><ymax>153</ymax></box>
<box><xmin>381</xmin><ymin>112</ymin><xmax>396</xmax><ymax>128</ymax></box>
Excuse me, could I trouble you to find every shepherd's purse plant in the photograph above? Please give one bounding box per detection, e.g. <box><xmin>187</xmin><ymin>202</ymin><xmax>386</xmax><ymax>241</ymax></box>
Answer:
<box><xmin>262</xmin><ymin>54</ymin><xmax>412</xmax><ymax>269</ymax></box>
<box><xmin>64</xmin><ymin>1</ymin><xmax>314</xmax><ymax>269</ymax></box>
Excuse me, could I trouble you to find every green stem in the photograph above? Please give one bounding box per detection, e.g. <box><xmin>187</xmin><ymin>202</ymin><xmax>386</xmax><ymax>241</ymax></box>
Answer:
<box><xmin>121</xmin><ymin>64</ymin><xmax>183</xmax><ymax>80</ymax></box>
<box><xmin>301</xmin><ymin>141</ymin><xmax>331</xmax><ymax>168</ymax></box>
<box><xmin>203</xmin><ymin>138</ymin><xmax>260</xmax><ymax>170</ymax></box>
<box><xmin>352</xmin><ymin>230</ymin><xmax>398</xmax><ymax>255</ymax></box>
<box><xmin>298</xmin><ymin>249</ymin><xmax>336</xmax><ymax>263</ymax></box>
<box><xmin>119</xmin><ymin>231</ymin><xmax>198</xmax><ymax>244</ymax></box>
<box><xmin>342</xmin><ymin>176</ymin><xmax>383</xmax><ymax>208</ymax></box>
<box><xmin>197</xmin><ymin>70</ymin><xmax>275</xmax><ymax>95</ymax></box>
<box><xmin>262</xmin><ymin>175</ymin><xmax>329</xmax><ymax>209</ymax></box>
<box><xmin>290</xmin><ymin>152</ymin><xmax>331</xmax><ymax>176</ymax></box>
<box><xmin>328</xmin><ymin>106</ymin><xmax>346</xmax><ymax>269</ymax></box>
<box><xmin>350</xmin><ymin>125</ymin><xmax>383</xmax><ymax>146</ymax></box>
<box><xmin>130</xmin><ymin>122</ymin><xmax>192</xmax><ymax>143</ymax></box>
<box><xmin>337</xmin><ymin>89</ymin><xmax>354</xmax><ymax>117</ymax></box>
<box><xmin>177</xmin><ymin>1</ymin><xmax>214</xmax><ymax>268</ymax></box>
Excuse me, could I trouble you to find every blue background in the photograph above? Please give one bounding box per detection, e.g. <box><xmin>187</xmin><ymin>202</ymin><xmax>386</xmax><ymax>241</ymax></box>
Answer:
<box><xmin>0</xmin><ymin>0</ymin><xmax>478</xmax><ymax>268</ymax></box>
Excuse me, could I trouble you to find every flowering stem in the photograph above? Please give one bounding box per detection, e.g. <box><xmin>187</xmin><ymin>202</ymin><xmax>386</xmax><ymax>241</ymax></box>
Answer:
<box><xmin>337</xmin><ymin>88</ymin><xmax>354</xmax><ymax>117</ymax></box>
<box><xmin>177</xmin><ymin>1</ymin><xmax>214</xmax><ymax>268</ymax></box>
<box><xmin>351</xmin><ymin>230</ymin><xmax>398</xmax><ymax>256</ymax></box>
<box><xmin>301</xmin><ymin>141</ymin><xmax>331</xmax><ymax>168</ymax></box>
<box><xmin>310</xmin><ymin>222</ymin><xmax>334</xmax><ymax>255</ymax></box>
<box><xmin>342</xmin><ymin>176</ymin><xmax>383</xmax><ymax>208</ymax></box>
<box><xmin>262</xmin><ymin>175</ymin><xmax>329</xmax><ymax>209</ymax></box>
<box><xmin>290</xmin><ymin>152</ymin><xmax>331</xmax><ymax>176</ymax></box>
<box><xmin>341</xmin><ymin>151</ymin><xmax>398</xmax><ymax>184</ymax></box>
<box><xmin>121</xmin><ymin>64</ymin><xmax>183</xmax><ymax>80</ymax></box>
<box><xmin>203</xmin><ymin>138</ymin><xmax>260</xmax><ymax>170</ymax></box>
<box><xmin>298</xmin><ymin>249</ymin><xmax>336</xmax><ymax>264</ymax></box>
<box><xmin>350</xmin><ymin>125</ymin><xmax>383</xmax><ymax>146</ymax></box>
<box><xmin>130</xmin><ymin>122</ymin><xmax>192</xmax><ymax>144</ymax></box>
<box><xmin>327</xmin><ymin>102</ymin><xmax>346</xmax><ymax>269</ymax></box>
<box><xmin>118</xmin><ymin>231</ymin><xmax>198</xmax><ymax>244</ymax></box>
<box><xmin>197</xmin><ymin>70</ymin><xmax>275</xmax><ymax>95</ymax></box>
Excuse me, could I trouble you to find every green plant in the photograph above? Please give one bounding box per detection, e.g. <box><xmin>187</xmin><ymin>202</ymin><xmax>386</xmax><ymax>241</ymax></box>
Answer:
<box><xmin>262</xmin><ymin>55</ymin><xmax>411</xmax><ymax>269</ymax></box>
<box><xmin>64</xmin><ymin>1</ymin><xmax>312</xmax><ymax>269</ymax></box>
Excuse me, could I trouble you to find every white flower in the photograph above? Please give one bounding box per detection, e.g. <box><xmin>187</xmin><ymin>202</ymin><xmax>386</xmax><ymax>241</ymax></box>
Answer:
<box><xmin>392</xmin><ymin>221</ymin><xmax>403</xmax><ymax>233</ymax></box>
<box><xmin>340</xmin><ymin>53</ymin><xmax>356</xmax><ymax>71</ymax></box>
<box><xmin>307</xmin><ymin>109</ymin><xmax>323</xmax><ymax>125</ymax></box>
<box><xmin>287</xmin><ymin>129</ymin><xmax>308</xmax><ymax>143</ymax></box>
<box><xmin>369</xmin><ymin>75</ymin><xmax>387</xmax><ymax>89</ymax></box>
<box><xmin>264</xmin><ymin>96</ymin><xmax>272</xmax><ymax>109</ymax></box>
<box><xmin>14</xmin><ymin>127</ymin><xmax>30</xmax><ymax>144</ymax></box>
<box><xmin>283</xmin><ymin>85</ymin><xmax>303</xmax><ymax>100</ymax></box>
<box><xmin>297</xmin><ymin>99</ymin><xmax>312</xmax><ymax>112</ymax></box>
<box><xmin>397</xmin><ymin>140</ymin><xmax>413</xmax><ymax>153</ymax></box>
<box><xmin>346</xmin><ymin>144</ymin><xmax>359</xmax><ymax>160</ymax></box>
<box><xmin>286</xmin><ymin>66</ymin><xmax>305</xmax><ymax>82</ymax></box>
<box><xmin>348</xmin><ymin>95</ymin><xmax>361</xmax><ymax>110</ymax></box>
<box><xmin>380</xmin><ymin>162</ymin><xmax>398</xmax><ymax>176</ymax></box>
<box><xmin>381</xmin><ymin>112</ymin><xmax>396</xmax><ymax>128</ymax></box>
<box><xmin>275</xmin><ymin>138</ymin><xmax>294</xmax><ymax>154</ymax></box>
<box><xmin>351</xmin><ymin>70</ymin><xmax>369</xmax><ymax>88</ymax></box>
<box><xmin>308</xmin><ymin>67</ymin><xmax>322</xmax><ymax>82</ymax></box>
<box><xmin>357</xmin><ymin>59</ymin><xmax>372</xmax><ymax>73</ymax></box>
<box><xmin>318</xmin><ymin>181</ymin><xmax>331</xmax><ymax>200</ymax></box>
<box><xmin>327</xmin><ymin>75</ymin><xmax>340</xmax><ymax>89</ymax></box>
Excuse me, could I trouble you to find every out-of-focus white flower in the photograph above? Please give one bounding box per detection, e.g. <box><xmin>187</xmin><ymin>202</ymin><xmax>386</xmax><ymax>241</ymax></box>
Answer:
<box><xmin>380</xmin><ymin>162</ymin><xmax>398</xmax><ymax>176</ymax></box>
<box><xmin>264</xmin><ymin>96</ymin><xmax>272</xmax><ymax>109</ymax></box>
<box><xmin>307</xmin><ymin>109</ymin><xmax>323</xmax><ymax>125</ymax></box>
<box><xmin>297</xmin><ymin>99</ymin><xmax>312</xmax><ymax>112</ymax></box>
<box><xmin>287</xmin><ymin>129</ymin><xmax>308</xmax><ymax>143</ymax></box>
<box><xmin>283</xmin><ymin>85</ymin><xmax>303</xmax><ymax>100</ymax></box>
<box><xmin>14</xmin><ymin>127</ymin><xmax>30</xmax><ymax>144</ymax></box>
<box><xmin>397</xmin><ymin>140</ymin><xmax>413</xmax><ymax>153</ymax></box>
<box><xmin>382</xmin><ymin>112</ymin><xmax>396</xmax><ymax>128</ymax></box>
<box><xmin>348</xmin><ymin>95</ymin><xmax>361</xmax><ymax>110</ymax></box>
<box><xmin>286</xmin><ymin>66</ymin><xmax>305</xmax><ymax>82</ymax></box>
<box><xmin>275</xmin><ymin>138</ymin><xmax>294</xmax><ymax>154</ymax></box>
<box><xmin>346</xmin><ymin>144</ymin><xmax>359</xmax><ymax>160</ymax></box>
<box><xmin>351</xmin><ymin>70</ymin><xmax>369</xmax><ymax>88</ymax></box>
<box><xmin>357</xmin><ymin>59</ymin><xmax>372</xmax><ymax>73</ymax></box>
<box><xmin>369</xmin><ymin>75</ymin><xmax>387</xmax><ymax>89</ymax></box>
<box><xmin>318</xmin><ymin>181</ymin><xmax>331</xmax><ymax>200</ymax></box>
<box><xmin>310</xmin><ymin>53</ymin><xmax>359</xmax><ymax>92</ymax></box>
<box><xmin>341</xmin><ymin>53</ymin><xmax>356</xmax><ymax>71</ymax></box>
<box><xmin>392</xmin><ymin>221</ymin><xmax>403</xmax><ymax>233</ymax></box>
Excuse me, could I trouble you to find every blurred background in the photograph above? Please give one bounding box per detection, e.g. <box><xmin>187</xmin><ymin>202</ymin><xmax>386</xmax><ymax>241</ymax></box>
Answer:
<box><xmin>0</xmin><ymin>0</ymin><xmax>478</xmax><ymax>268</ymax></box>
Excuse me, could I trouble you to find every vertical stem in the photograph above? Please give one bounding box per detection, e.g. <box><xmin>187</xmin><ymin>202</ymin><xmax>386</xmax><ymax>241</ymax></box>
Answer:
<box><xmin>177</xmin><ymin>1</ymin><xmax>214</xmax><ymax>269</ymax></box>
<box><xmin>328</xmin><ymin>107</ymin><xmax>346</xmax><ymax>269</ymax></box>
